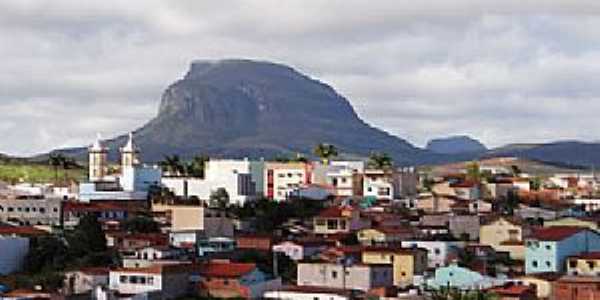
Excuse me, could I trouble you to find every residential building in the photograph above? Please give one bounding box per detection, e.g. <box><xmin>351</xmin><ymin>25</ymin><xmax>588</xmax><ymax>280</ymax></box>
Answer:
<box><xmin>162</xmin><ymin>159</ymin><xmax>264</xmax><ymax>205</ymax></box>
<box><xmin>525</xmin><ymin>226</ymin><xmax>600</xmax><ymax>274</ymax></box>
<box><xmin>517</xmin><ymin>273</ymin><xmax>561</xmax><ymax>300</ymax></box>
<box><xmin>62</xmin><ymin>201</ymin><xmax>133</xmax><ymax>229</ymax></box>
<box><xmin>64</xmin><ymin>267</ymin><xmax>109</xmax><ymax>295</ymax></box>
<box><xmin>122</xmin><ymin>245</ymin><xmax>185</xmax><ymax>268</ymax></box>
<box><xmin>357</xmin><ymin>227</ymin><xmax>415</xmax><ymax>246</ymax></box>
<box><xmin>545</xmin><ymin>217</ymin><xmax>600</xmax><ymax>232</ymax></box>
<box><xmin>197</xmin><ymin>261</ymin><xmax>281</xmax><ymax>299</ymax></box>
<box><xmin>0</xmin><ymin>235</ymin><xmax>29</xmax><ymax>275</ymax></box>
<box><xmin>272</xmin><ymin>240</ymin><xmax>333</xmax><ymax>261</ymax></box>
<box><xmin>487</xmin><ymin>284</ymin><xmax>537</xmax><ymax>300</ymax></box>
<box><xmin>553</xmin><ymin>276</ymin><xmax>600</xmax><ymax>300</ymax></box>
<box><xmin>264</xmin><ymin>286</ymin><xmax>355</xmax><ymax>300</ymax></box>
<box><xmin>153</xmin><ymin>204</ymin><xmax>234</xmax><ymax>238</ymax></box>
<box><xmin>297</xmin><ymin>262</ymin><xmax>393</xmax><ymax>292</ymax></box>
<box><xmin>0</xmin><ymin>196</ymin><xmax>62</xmax><ymax>226</ymax></box>
<box><xmin>426</xmin><ymin>263</ymin><xmax>505</xmax><ymax>290</ymax></box>
<box><xmin>566</xmin><ymin>252</ymin><xmax>600</xmax><ymax>276</ymax></box>
<box><xmin>400</xmin><ymin>240</ymin><xmax>464</xmax><ymax>269</ymax></box>
<box><xmin>480</xmin><ymin>216</ymin><xmax>526</xmax><ymax>260</ymax></box>
<box><xmin>449</xmin><ymin>181</ymin><xmax>480</xmax><ymax>200</ymax></box>
<box><xmin>264</xmin><ymin>162</ymin><xmax>312</xmax><ymax>202</ymax></box>
<box><xmin>108</xmin><ymin>264</ymin><xmax>193</xmax><ymax>299</ymax></box>
<box><xmin>313</xmin><ymin>206</ymin><xmax>368</xmax><ymax>235</ymax></box>
<box><xmin>236</xmin><ymin>234</ymin><xmax>274</xmax><ymax>252</ymax></box>
<box><xmin>361</xmin><ymin>246</ymin><xmax>427</xmax><ymax>287</ymax></box>
<box><xmin>198</xmin><ymin>237</ymin><xmax>236</xmax><ymax>257</ymax></box>
<box><xmin>362</xmin><ymin>168</ymin><xmax>417</xmax><ymax>200</ymax></box>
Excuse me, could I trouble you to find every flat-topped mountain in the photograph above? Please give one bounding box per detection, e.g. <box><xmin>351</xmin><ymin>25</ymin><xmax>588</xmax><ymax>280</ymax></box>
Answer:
<box><xmin>426</xmin><ymin>135</ymin><xmax>487</xmax><ymax>154</ymax></box>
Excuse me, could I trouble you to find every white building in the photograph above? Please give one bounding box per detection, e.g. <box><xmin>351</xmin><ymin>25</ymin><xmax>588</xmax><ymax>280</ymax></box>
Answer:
<box><xmin>79</xmin><ymin>133</ymin><xmax>161</xmax><ymax>202</ymax></box>
<box><xmin>363</xmin><ymin>168</ymin><xmax>418</xmax><ymax>200</ymax></box>
<box><xmin>108</xmin><ymin>264</ymin><xmax>191</xmax><ymax>299</ymax></box>
<box><xmin>400</xmin><ymin>240</ymin><xmax>464</xmax><ymax>269</ymax></box>
<box><xmin>0</xmin><ymin>236</ymin><xmax>29</xmax><ymax>275</ymax></box>
<box><xmin>162</xmin><ymin>159</ymin><xmax>263</xmax><ymax>206</ymax></box>
<box><xmin>264</xmin><ymin>286</ymin><xmax>353</xmax><ymax>300</ymax></box>
<box><xmin>265</xmin><ymin>162</ymin><xmax>312</xmax><ymax>202</ymax></box>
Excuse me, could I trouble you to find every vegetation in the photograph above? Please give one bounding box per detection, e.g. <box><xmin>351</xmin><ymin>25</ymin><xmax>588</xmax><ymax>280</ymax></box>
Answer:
<box><xmin>122</xmin><ymin>214</ymin><xmax>161</xmax><ymax>233</ymax></box>
<box><xmin>367</xmin><ymin>151</ymin><xmax>393</xmax><ymax>169</ymax></box>
<box><xmin>313</xmin><ymin>143</ymin><xmax>338</xmax><ymax>164</ymax></box>
<box><xmin>0</xmin><ymin>161</ymin><xmax>85</xmax><ymax>184</ymax></box>
<box><xmin>159</xmin><ymin>154</ymin><xmax>208</xmax><ymax>178</ymax></box>
<box><xmin>430</xmin><ymin>287</ymin><xmax>498</xmax><ymax>300</ymax></box>
<box><xmin>466</xmin><ymin>161</ymin><xmax>481</xmax><ymax>182</ymax></box>
<box><xmin>209</xmin><ymin>188</ymin><xmax>230</xmax><ymax>209</ymax></box>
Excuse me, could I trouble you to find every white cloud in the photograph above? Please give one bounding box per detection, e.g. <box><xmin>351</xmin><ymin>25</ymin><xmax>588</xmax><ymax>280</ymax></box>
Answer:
<box><xmin>0</xmin><ymin>0</ymin><xmax>599</xmax><ymax>155</ymax></box>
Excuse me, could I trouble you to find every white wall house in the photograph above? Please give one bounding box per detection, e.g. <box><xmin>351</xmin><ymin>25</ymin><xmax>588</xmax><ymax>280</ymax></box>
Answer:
<box><xmin>401</xmin><ymin>240</ymin><xmax>464</xmax><ymax>269</ymax></box>
<box><xmin>0</xmin><ymin>236</ymin><xmax>29</xmax><ymax>275</ymax></box>
<box><xmin>108</xmin><ymin>265</ymin><xmax>190</xmax><ymax>299</ymax></box>
<box><xmin>162</xmin><ymin>159</ymin><xmax>262</xmax><ymax>205</ymax></box>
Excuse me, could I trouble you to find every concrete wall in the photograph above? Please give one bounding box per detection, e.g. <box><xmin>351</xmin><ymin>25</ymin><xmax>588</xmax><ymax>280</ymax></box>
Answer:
<box><xmin>0</xmin><ymin>236</ymin><xmax>29</xmax><ymax>275</ymax></box>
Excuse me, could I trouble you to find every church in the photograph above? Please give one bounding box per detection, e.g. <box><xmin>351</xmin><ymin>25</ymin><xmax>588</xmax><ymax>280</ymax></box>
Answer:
<box><xmin>78</xmin><ymin>133</ymin><xmax>162</xmax><ymax>202</ymax></box>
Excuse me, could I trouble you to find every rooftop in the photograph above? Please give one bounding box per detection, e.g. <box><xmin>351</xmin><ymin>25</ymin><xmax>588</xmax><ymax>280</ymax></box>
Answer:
<box><xmin>529</xmin><ymin>226</ymin><xmax>586</xmax><ymax>241</ymax></box>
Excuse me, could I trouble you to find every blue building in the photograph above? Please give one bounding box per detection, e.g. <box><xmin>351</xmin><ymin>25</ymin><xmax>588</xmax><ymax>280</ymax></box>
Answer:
<box><xmin>426</xmin><ymin>263</ymin><xmax>505</xmax><ymax>290</ymax></box>
<box><xmin>525</xmin><ymin>226</ymin><xmax>600</xmax><ymax>274</ymax></box>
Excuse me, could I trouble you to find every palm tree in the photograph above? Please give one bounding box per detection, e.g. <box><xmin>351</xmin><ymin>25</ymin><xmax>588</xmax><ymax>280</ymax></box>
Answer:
<box><xmin>188</xmin><ymin>155</ymin><xmax>209</xmax><ymax>178</ymax></box>
<box><xmin>159</xmin><ymin>155</ymin><xmax>184</xmax><ymax>176</ymax></box>
<box><xmin>367</xmin><ymin>152</ymin><xmax>393</xmax><ymax>169</ymax></box>
<box><xmin>313</xmin><ymin>143</ymin><xmax>338</xmax><ymax>165</ymax></box>
<box><xmin>48</xmin><ymin>153</ymin><xmax>66</xmax><ymax>184</ymax></box>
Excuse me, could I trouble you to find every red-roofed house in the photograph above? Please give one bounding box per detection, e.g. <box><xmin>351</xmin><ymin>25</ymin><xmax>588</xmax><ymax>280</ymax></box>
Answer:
<box><xmin>109</xmin><ymin>263</ymin><xmax>195</xmax><ymax>299</ymax></box>
<box><xmin>488</xmin><ymin>283</ymin><xmax>536</xmax><ymax>300</ymax></box>
<box><xmin>64</xmin><ymin>267</ymin><xmax>109</xmax><ymax>295</ymax></box>
<box><xmin>313</xmin><ymin>206</ymin><xmax>368</xmax><ymax>235</ymax></box>
<box><xmin>198</xmin><ymin>261</ymin><xmax>281</xmax><ymax>299</ymax></box>
<box><xmin>525</xmin><ymin>226</ymin><xmax>600</xmax><ymax>274</ymax></box>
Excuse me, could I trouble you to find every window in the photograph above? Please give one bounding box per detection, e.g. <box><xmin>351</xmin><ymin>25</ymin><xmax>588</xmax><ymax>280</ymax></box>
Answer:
<box><xmin>449</xmin><ymin>272</ymin><xmax>454</xmax><ymax>277</ymax></box>
<box><xmin>545</xmin><ymin>245</ymin><xmax>552</xmax><ymax>250</ymax></box>
<box><xmin>327</xmin><ymin>220</ymin><xmax>337</xmax><ymax>230</ymax></box>
<box><xmin>224</xmin><ymin>279</ymin><xmax>229</xmax><ymax>285</ymax></box>
<box><xmin>401</xmin><ymin>272</ymin><xmax>406</xmax><ymax>277</ymax></box>
<box><xmin>148</xmin><ymin>277</ymin><xmax>154</xmax><ymax>285</ymax></box>
<box><xmin>546</xmin><ymin>261</ymin><xmax>551</xmax><ymax>267</ymax></box>
<box><xmin>532</xmin><ymin>260</ymin><xmax>538</xmax><ymax>268</ymax></box>
<box><xmin>569</xmin><ymin>260</ymin><xmax>577</xmax><ymax>268</ymax></box>
<box><xmin>120</xmin><ymin>276</ymin><xmax>127</xmax><ymax>283</ymax></box>
<box><xmin>316</xmin><ymin>219</ymin><xmax>326</xmax><ymax>226</ymax></box>
<box><xmin>588</xmin><ymin>261</ymin><xmax>596</xmax><ymax>269</ymax></box>
<box><xmin>434</xmin><ymin>248</ymin><xmax>441</xmax><ymax>255</ymax></box>
<box><xmin>332</xmin><ymin>271</ymin><xmax>337</xmax><ymax>279</ymax></box>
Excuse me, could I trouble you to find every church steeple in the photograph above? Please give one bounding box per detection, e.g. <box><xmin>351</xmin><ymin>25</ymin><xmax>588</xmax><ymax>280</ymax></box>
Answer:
<box><xmin>120</xmin><ymin>132</ymin><xmax>139</xmax><ymax>168</ymax></box>
<box><xmin>89</xmin><ymin>133</ymin><xmax>108</xmax><ymax>182</ymax></box>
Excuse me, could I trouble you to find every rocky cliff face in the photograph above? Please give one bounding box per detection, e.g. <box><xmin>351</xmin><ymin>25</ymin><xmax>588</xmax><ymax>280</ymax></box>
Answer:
<box><xmin>130</xmin><ymin>59</ymin><xmax>437</xmax><ymax>164</ymax></box>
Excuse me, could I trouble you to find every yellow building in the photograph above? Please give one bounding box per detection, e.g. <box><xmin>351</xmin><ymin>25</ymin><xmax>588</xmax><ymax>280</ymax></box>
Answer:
<box><xmin>361</xmin><ymin>246</ymin><xmax>427</xmax><ymax>287</ymax></box>
<box><xmin>517</xmin><ymin>274</ymin><xmax>559</xmax><ymax>300</ymax></box>
<box><xmin>357</xmin><ymin>227</ymin><xmax>410</xmax><ymax>246</ymax></box>
<box><xmin>545</xmin><ymin>217</ymin><xmax>599</xmax><ymax>232</ymax></box>
<box><xmin>152</xmin><ymin>204</ymin><xmax>233</xmax><ymax>237</ymax></box>
<box><xmin>566</xmin><ymin>252</ymin><xmax>600</xmax><ymax>276</ymax></box>
<box><xmin>479</xmin><ymin>216</ymin><xmax>526</xmax><ymax>260</ymax></box>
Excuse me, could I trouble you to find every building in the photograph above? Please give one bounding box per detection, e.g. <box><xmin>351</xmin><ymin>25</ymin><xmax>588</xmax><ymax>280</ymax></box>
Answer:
<box><xmin>64</xmin><ymin>267</ymin><xmax>109</xmax><ymax>295</ymax></box>
<box><xmin>480</xmin><ymin>216</ymin><xmax>526</xmax><ymax>260</ymax></box>
<box><xmin>566</xmin><ymin>252</ymin><xmax>600</xmax><ymax>276</ymax></box>
<box><xmin>197</xmin><ymin>261</ymin><xmax>281</xmax><ymax>299</ymax></box>
<box><xmin>121</xmin><ymin>245</ymin><xmax>185</xmax><ymax>268</ymax></box>
<box><xmin>400</xmin><ymin>240</ymin><xmax>464</xmax><ymax>269</ymax></box>
<box><xmin>362</xmin><ymin>168</ymin><xmax>417</xmax><ymax>201</ymax></box>
<box><xmin>357</xmin><ymin>227</ymin><xmax>415</xmax><ymax>246</ymax></box>
<box><xmin>264</xmin><ymin>162</ymin><xmax>312</xmax><ymax>201</ymax></box>
<box><xmin>553</xmin><ymin>276</ymin><xmax>600</xmax><ymax>300</ymax></box>
<box><xmin>236</xmin><ymin>234</ymin><xmax>274</xmax><ymax>252</ymax></box>
<box><xmin>426</xmin><ymin>263</ymin><xmax>505</xmax><ymax>290</ymax></box>
<box><xmin>272</xmin><ymin>240</ymin><xmax>333</xmax><ymax>261</ymax></box>
<box><xmin>297</xmin><ymin>262</ymin><xmax>393</xmax><ymax>292</ymax></box>
<box><xmin>545</xmin><ymin>217</ymin><xmax>600</xmax><ymax>232</ymax></box>
<box><xmin>198</xmin><ymin>237</ymin><xmax>236</xmax><ymax>257</ymax></box>
<box><xmin>487</xmin><ymin>284</ymin><xmax>537</xmax><ymax>300</ymax></box>
<box><xmin>108</xmin><ymin>264</ymin><xmax>193</xmax><ymax>299</ymax></box>
<box><xmin>361</xmin><ymin>246</ymin><xmax>427</xmax><ymax>287</ymax></box>
<box><xmin>0</xmin><ymin>196</ymin><xmax>62</xmax><ymax>226</ymax></box>
<box><xmin>0</xmin><ymin>235</ymin><xmax>29</xmax><ymax>275</ymax></box>
<box><xmin>162</xmin><ymin>159</ymin><xmax>264</xmax><ymax>206</ymax></box>
<box><xmin>62</xmin><ymin>201</ymin><xmax>134</xmax><ymax>229</ymax></box>
<box><xmin>80</xmin><ymin>133</ymin><xmax>161</xmax><ymax>202</ymax></box>
<box><xmin>153</xmin><ymin>204</ymin><xmax>234</xmax><ymax>239</ymax></box>
<box><xmin>313</xmin><ymin>206</ymin><xmax>368</xmax><ymax>235</ymax></box>
<box><xmin>525</xmin><ymin>226</ymin><xmax>600</xmax><ymax>274</ymax></box>
<box><xmin>264</xmin><ymin>286</ymin><xmax>355</xmax><ymax>300</ymax></box>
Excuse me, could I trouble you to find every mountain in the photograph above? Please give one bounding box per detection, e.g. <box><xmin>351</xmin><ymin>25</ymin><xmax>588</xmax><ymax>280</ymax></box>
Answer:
<box><xmin>485</xmin><ymin>141</ymin><xmax>600</xmax><ymax>168</ymax></box>
<box><xmin>426</xmin><ymin>135</ymin><xmax>487</xmax><ymax>154</ymax></box>
<box><xmin>50</xmin><ymin>59</ymin><xmax>450</xmax><ymax>165</ymax></box>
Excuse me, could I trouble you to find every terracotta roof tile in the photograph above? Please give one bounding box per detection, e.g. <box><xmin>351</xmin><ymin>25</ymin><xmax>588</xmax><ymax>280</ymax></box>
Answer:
<box><xmin>199</xmin><ymin>262</ymin><xmax>257</xmax><ymax>278</ymax></box>
<box><xmin>529</xmin><ymin>226</ymin><xmax>586</xmax><ymax>241</ymax></box>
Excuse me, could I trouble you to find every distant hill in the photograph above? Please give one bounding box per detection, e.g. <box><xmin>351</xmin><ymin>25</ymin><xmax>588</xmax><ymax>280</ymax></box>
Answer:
<box><xmin>47</xmin><ymin>59</ymin><xmax>451</xmax><ymax>165</ymax></box>
<box><xmin>485</xmin><ymin>141</ymin><xmax>600</xmax><ymax>168</ymax></box>
<box><xmin>426</xmin><ymin>135</ymin><xmax>487</xmax><ymax>154</ymax></box>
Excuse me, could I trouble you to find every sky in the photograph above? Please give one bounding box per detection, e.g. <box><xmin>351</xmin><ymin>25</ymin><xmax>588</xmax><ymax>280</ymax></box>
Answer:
<box><xmin>2</xmin><ymin>1</ymin><xmax>600</xmax><ymax>156</ymax></box>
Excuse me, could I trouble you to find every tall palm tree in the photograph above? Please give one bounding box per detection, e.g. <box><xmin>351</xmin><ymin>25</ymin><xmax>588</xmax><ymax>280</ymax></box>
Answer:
<box><xmin>313</xmin><ymin>143</ymin><xmax>338</xmax><ymax>165</ymax></box>
<box><xmin>188</xmin><ymin>155</ymin><xmax>209</xmax><ymax>178</ymax></box>
<box><xmin>48</xmin><ymin>153</ymin><xmax>66</xmax><ymax>184</ymax></box>
<box><xmin>367</xmin><ymin>151</ymin><xmax>393</xmax><ymax>169</ymax></box>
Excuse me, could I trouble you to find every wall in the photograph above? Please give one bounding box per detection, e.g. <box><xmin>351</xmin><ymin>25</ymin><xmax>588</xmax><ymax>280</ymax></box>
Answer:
<box><xmin>297</xmin><ymin>263</ymin><xmax>392</xmax><ymax>292</ymax></box>
<box><xmin>0</xmin><ymin>236</ymin><xmax>29</xmax><ymax>275</ymax></box>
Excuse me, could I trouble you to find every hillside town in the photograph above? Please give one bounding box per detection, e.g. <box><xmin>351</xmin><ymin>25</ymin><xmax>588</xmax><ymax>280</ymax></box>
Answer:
<box><xmin>1</xmin><ymin>135</ymin><xmax>600</xmax><ymax>300</ymax></box>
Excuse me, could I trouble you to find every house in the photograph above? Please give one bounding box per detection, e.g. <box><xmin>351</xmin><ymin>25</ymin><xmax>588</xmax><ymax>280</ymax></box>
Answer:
<box><xmin>525</xmin><ymin>226</ymin><xmax>600</xmax><ymax>274</ymax></box>
<box><xmin>62</xmin><ymin>201</ymin><xmax>133</xmax><ymax>229</ymax></box>
<box><xmin>106</xmin><ymin>232</ymin><xmax>169</xmax><ymax>251</ymax></box>
<box><xmin>0</xmin><ymin>195</ymin><xmax>62</xmax><ymax>226</ymax></box>
<box><xmin>121</xmin><ymin>245</ymin><xmax>185</xmax><ymax>268</ymax></box>
<box><xmin>152</xmin><ymin>204</ymin><xmax>234</xmax><ymax>239</ymax></box>
<box><xmin>264</xmin><ymin>162</ymin><xmax>312</xmax><ymax>202</ymax></box>
<box><xmin>426</xmin><ymin>263</ymin><xmax>505</xmax><ymax>290</ymax></box>
<box><xmin>198</xmin><ymin>237</ymin><xmax>236</xmax><ymax>257</ymax></box>
<box><xmin>571</xmin><ymin>198</ymin><xmax>600</xmax><ymax>212</ymax></box>
<box><xmin>236</xmin><ymin>234</ymin><xmax>274</xmax><ymax>252</ymax></box>
<box><xmin>264</xmin><ymin>285</ymin><xmax>356</xmax><ymax>300</ymax></box>
<box><xmin>545</xmin><ymin>217</ymin><xmax>600</xmax><ymax>232</ymax></box>
<box><xmin>272</xmin><ymin>240</ymin><xmax>333</xmax><ymax>261</ymax></box>
<box><xmin>553</xmin><ymin>275</ymin><xmax>600</xmax><ymax>300</ymax></box>
<box><xmin>566</xmin><ymin>252</ymin><xmax>600</xmax><ymax>276</ymax></box>
<box><xmin>325</xmin><ymin>167</ymin><xmax>362</xmax><ymax>197</ymax></box>
<box><xmin>197</xmin><ymin>261</ymin><xmax>281</xmax><ymax>299</ymax></box>
<box><xmin>361</xmin><ymin>246</ymin><xmax>428</xmax><ymax>287</ymax></box>
<box><xmin>162</xmin><ymin>159</ymin><xmax>264</xmax><ymax>206</ymax></box>
<box><xmin>400</xmin><ymin>240</ymin><xmax>464</xmax><ymax>269</ymax></box>
<box><xmin>357</xmin><ymin>226</ymin><xmax>415</xmax><ymax>246</ymax></box>
<box><xmin>487</xmin><ymin>283</ymin><xmax>537</xmax><ymax>300</ymax></box>
<box><xmin>517</xmin><ymin>273</ymin><xmax>561</xmax><ymax>300</ymax></box>
<box><xmin>0</xmin><ymin>235</ymin><xmax>29</xmax><ymax>275</ymax></box>
<box><xmin>449</xmin><ymin>181</ymin><xmax>480</xmax><ymax>200</ymax></box>
<box><xmin>0</xmin><ymin>289</ymin><xmax>52</xmax><ymax>299</ymax></box>
<box><xmin>313</xmin><ymin>206</ymin><xmax>368</xmax><ymax>235</ymax></box>
<box><xmin>109</xmin><ymin>263</ymin><xmax>194</xmax><ymax>299</ymax></box>
<box><xmin>297</xmin><ymin>262</ymin><xmax>393</xmax><ymax>292</ymax></box>
<box><xmin>480</xmin><ymin>216</ymin><xmax>526</xmax><ymax>260</ymax></box>
<box><xmin>64</xmin><ymin>267</ymin><xmax>109</xmax><ymax>295</ymax></box>
<box><xmin>448</xmin><ymin>214</ymin><xmax>480</xmax><ymax>240</ymax></box>
<box><xmin>362</xmin><ymin>168</ymin><xmax>418</xmax><ymax>200</ymax></box>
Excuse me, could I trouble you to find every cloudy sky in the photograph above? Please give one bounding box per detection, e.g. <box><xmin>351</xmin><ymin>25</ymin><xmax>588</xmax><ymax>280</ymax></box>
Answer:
<box><xmin>2</xmin><ymin>1</ymin><xmax>600</xmax><ymax>156</ymax></box>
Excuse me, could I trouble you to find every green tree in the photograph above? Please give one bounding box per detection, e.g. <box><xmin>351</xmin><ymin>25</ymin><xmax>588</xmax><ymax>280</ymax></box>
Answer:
<box><xmin>160</xmin><ymin>154</ymin><xmax>185</xmax><ymax>176</ymax></box>
<box><xmin>209</xmin><ymin>188</ymin><xmax>230</xmax><ymax>210</ymax></box>
<box><xmin>466</xmin><ymin>161</ymin><xmax>482</xmax><ymax>182</ymax></box>
<box><xmin>367</xmin><ymin>152</ymin><xmax>393</xmax><ymax>169</ymax></box>
<box><xmin>67</xmin><ymin>214</ymin><xmax>107</xmax><ymax>258</ymax></box>
<box><xmin>530</xmin><ymin>177</ymin><xmax>542</xmax><ymax>191</ymax></box>
<box><xmin>313</xmin><ymin>143</ymin><xmax>338</xmax><ymax>165</ymax></box>
<box><xmin>123</xmin><ymin>214</ymin><xmax>161</xmax><ymax>233</ymax></box>
<box><xmin>48</xmin><ymin>153</ymin><xmax>66</xmax><ymax>184</ymax></box>
<box><xmin>185</xmin><ymin>155</ymin><xmax>209</xmax><ymax>178</ymax></box>
<box><xmin>24</xmin><ymin>235</ymin><xmax>68</xmax><ymax>272</ymax></box>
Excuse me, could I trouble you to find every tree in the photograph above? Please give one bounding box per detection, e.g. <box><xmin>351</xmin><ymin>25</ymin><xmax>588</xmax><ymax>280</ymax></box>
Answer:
<box><xmin>313</xmin><ymin>143</ymin><xmax>338</xmax><ymax>165</ymax></box>
<box><xmin>48</xmin><ymin>153</ymin><xmax>66</xmax><ymax>184</ymax></box>
<box><xmin>530</xmin><ymin>177</ymin><xmax>542</xmax><ymax>191</ymax></box>
<box><xmin>367</xmin><ymin>152</ymin><xmax>393</xmax><ymax>169</ymax></box>
<box><xmin>510</xmin><ymin>165</ymin><xmax>522</xmax><ymax>177</ymax></box>
<box><xmin>159</xmin><ymin>154</ymin><xmax>185</xmax><ymax>176</ymax></box>
<box><xmin>67</xmin><ymin>214</ymin><xmax>107</xmax><ymax>258</ymax></box>
<box><xmin>123</xmin><ymin>214</ymin><xmax>161</xmax><ymax>233</ymax></box>
<box><xmin>24</xmin><ymin>235</ymin><xmax>68</xmax><ymax>272</ymax></box>
<box><xmin>466</xmin><ymin>161</ymin><xmax>482</xmax><ymax>182</ymax></box>
<box><xmin>185</xmin><ymin>155</ymin><xmax>209</xmax><ymax>178</ymax></box>
<box><xmin>209</xmin><ymin>188</ymin><xmax>230</xmax><ymax>210</ymax></box>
